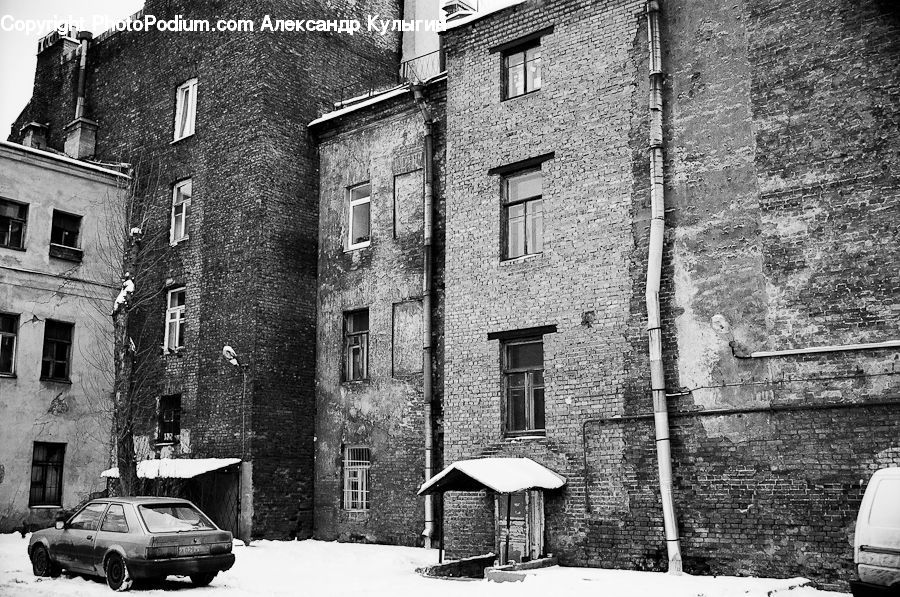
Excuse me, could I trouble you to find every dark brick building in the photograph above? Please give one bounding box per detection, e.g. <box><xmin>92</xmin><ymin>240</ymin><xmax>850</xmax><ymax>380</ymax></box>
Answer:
<box><xmin>9</xmin><ymin>0</ymin><xmax>403</xmax><ymax>539</ymax></box>
<box><xmin>7</xmin><ymin>0</ymin><xmax>900</xmax><ymax>590</ymax></box>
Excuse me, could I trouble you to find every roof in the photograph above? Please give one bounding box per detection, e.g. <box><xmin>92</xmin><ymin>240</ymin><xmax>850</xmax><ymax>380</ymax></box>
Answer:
<box><xmin>417</xmin><ymin>457</ymin><xmax>566</xmax><ymax>495</ymax></box>
<box><xmin>443</xmin><ymin>0</ymin><xmax>527</xmax><ymax>31</ymax></box>
<box><xmin>308</xmin><ymin>85</ymin><xmax>411</xmax><ymax>128</ymax></box>
<box><xmin>0</xmin><ymin>140</ymin><xmax>130</xmax><ymax>179</ymax></box>
<box><xmin>85</xmin><ymin>496</ymin><xmax>193</xmax><ymax>504</ymax></box>
<box><xmin>101</xmin><ymin>458</ymin><xmax>241</xmax><ymax>480</ymax></box>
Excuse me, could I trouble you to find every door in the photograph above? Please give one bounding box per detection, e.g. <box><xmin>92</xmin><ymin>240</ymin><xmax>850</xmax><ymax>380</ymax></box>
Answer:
<box><xmin>57</xmin><ymin>503</ymin><xmax>107</xmax><ymax>572</ymax></box>
<box><xmin>92</xmin><ymin>504</ymin><xmax>131</xmax><ymax>575</ymax></box>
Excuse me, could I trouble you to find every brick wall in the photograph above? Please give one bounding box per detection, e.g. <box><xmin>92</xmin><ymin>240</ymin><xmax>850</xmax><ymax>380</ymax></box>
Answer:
<box><xmin>311</xmin><ymin>80</ymin><xmax>447</xmax><ymax>545</ymax></box>
<box><xmin>441</xmin><ymin>0</ymin><xmax>900</xmax><ymax>590</ymax></box>
<box><xmin>10</xmin><ymin>0</ymin><xmax>402</xmax><ymax>538</ymax></box>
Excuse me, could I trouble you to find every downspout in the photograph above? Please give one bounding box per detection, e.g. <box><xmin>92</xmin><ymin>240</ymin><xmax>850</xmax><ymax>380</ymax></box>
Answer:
<box><xmin>645</xmin><ymin>0</ymin><xmax>683</xmax><ymax>574</ymax></box>
<box><xmin>412</xmin><ymin>83</ymin><xmax>436</xmax><ymax>547</ymax></box>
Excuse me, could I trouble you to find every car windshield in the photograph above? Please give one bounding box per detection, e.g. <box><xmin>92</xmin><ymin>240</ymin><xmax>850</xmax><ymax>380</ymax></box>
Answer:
<box><xmin>138</xmin><ymin>504</ymin><xmax>216</xmax><ymax>533</ymax></box>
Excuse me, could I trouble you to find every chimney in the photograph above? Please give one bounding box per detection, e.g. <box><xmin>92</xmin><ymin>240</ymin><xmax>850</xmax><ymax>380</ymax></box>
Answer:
<box><xmin>63</xmin><ymin>31</ymin><xmax>98</xmax><ymax>159</ymax></box>
<box><xmin>20</xmin><ymin>122</ymin><xmax>49</xmax><ymax>150</ymax></box>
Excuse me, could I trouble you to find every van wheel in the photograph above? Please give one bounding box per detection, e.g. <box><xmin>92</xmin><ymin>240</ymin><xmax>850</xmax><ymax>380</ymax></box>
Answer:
<box><xmin>190</xmin><ymin>572</ymin><xmax>216</xmax><ymax>586</ymax></box>
<box><xmin>31</xmin><ymin>545</ymin><xmax>60</xmax><ymax>577</ymax></box>
<box><xmin>104</xmin><ymin>553</ymin><xmax>133</xmax><ymax>591</ymax></box>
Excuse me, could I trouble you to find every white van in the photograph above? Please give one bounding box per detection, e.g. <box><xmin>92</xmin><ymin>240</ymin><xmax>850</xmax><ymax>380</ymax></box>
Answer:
<box><xmin>852</xmin><ymin>467</ymin><xmax>900</xmax><ymax>596</ymax></box>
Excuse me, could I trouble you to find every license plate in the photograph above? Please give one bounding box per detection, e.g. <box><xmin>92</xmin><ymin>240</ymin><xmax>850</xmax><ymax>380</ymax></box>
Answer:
<box><xmin>178</xmin><ymin>544</ymin><xmax>208</xmax><ymax>556</ymax></box>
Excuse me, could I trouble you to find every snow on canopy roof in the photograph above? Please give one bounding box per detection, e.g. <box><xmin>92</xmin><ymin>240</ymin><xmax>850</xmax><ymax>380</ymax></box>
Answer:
<box><xmin>443</xmin><ymin>0</ymin><xmax>528</xmax><ymax>31</ymax></box>
<box><xmin>101</xmin><ymin>458</ymin><xmax>241</xmax><ymax>479</ymax></box>
<box><xmin>417</xmin><ymin>457</ymin><xmax>566</xmax><ymax>495</ymax></box>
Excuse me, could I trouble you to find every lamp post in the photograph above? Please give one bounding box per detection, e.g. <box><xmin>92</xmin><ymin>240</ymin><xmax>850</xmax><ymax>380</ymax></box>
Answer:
<box><xmin>223</xmin><ymin>345</ymin><xmax>251</xmax><ymax>544</ymax></box>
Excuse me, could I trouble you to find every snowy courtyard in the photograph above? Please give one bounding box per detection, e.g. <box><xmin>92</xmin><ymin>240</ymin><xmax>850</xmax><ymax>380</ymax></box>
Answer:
<box><xmin>0</xmin><ymin>533</ymin><xmax>851</xmax><ymax>597</ymax></box>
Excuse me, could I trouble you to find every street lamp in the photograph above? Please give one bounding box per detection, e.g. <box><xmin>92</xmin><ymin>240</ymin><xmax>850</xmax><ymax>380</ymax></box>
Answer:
<box><xmin>223</xmin><ymin>345</ymin><xmax>251</xmax><ymax>545</ymax></box>
<box><xmin>222</xmin><ymin>345</ymin><xmax>249</xmax><ymax>460</ymax></box>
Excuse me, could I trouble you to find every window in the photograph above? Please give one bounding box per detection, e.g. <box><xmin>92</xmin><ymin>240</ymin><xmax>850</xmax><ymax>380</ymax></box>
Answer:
<box><xmin>164</xmin><ymin>288</ymin><xmax>186</xmax><ymax>350</ymax></box>
<box><xmin>503</xmin><ymin>43</ymin><xmax>542</xmax><ymax>99</ymax></box>
<box><xmin>68</xmin><ymin>502</ymin><xmax>107</xmax><ymax>530</ymax></box>
<box><xmin>41</xmin><ymin>320</ymin><xmax>73</xmax><ymax>381</ymax></box>
<box><xmin>343</xmin><ymin>446</ymin><xmax>371</xmax><ymax>512</ymax></box>
<box><xmin>173</xmin><ymin>78</ymin><xmax>198</xmax><ymax>141</ymax></box>
<box><xmin>343</xmin><ymin>309</ymin><xmax>369</xmax><ymax>381</ymax></box>
<box><xmin>50</xmin><ymin>210</ymin><xmax>81</xmax><ymax>248</ymax></box>
<box><xmin>0</xmin><ymin>198</ymin><xmax>27</xmax><ymax>249</ymax></box>
<box><xmin>29</xmin><ymin>442</ymin><xmax>65</xmax><ymax>506</ymax></box>
<box><xmin>348</xmin><ymin>183</ymin><xmax>371</xmax><ymax>250</ymax></box>
<box><xmin>0</xmin><ymin>313</ymin><xmax>18</xmax><ymax>375</ymax></box>
<box><xmin>158</xmin><ymin>394</ymin><xmax>181</xmax><ymax>444</ymax></box>
<box><xmin>503</xmin><ymin>169</ymin><xmax>543</xmax><ymax>259</ymax></box>
<box><xmin>503</xmin><ymin>338</ymin><xmax>545</xmax><ymax>434</ymax></box>
<box><xmin>170</xmin><ymin>179</ymin><xmax>192</xmax><ymax>244</ymax></box>
<box><xmin>100</xmin><ymin>504</ymin><xmax>129</xmax><ymax>533</ymax></box>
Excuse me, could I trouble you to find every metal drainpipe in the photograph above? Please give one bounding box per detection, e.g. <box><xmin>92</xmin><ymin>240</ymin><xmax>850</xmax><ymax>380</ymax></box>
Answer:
<box><xmin>412</xmin><ymin>83</ymin><xmax>436</xmax><ymax>547</ymax></box>
<box><xmin>645</xmin><ymin>0</ymin><xmax>683</xmax><ymax>574</ymax></box>
<box><xmin>74</xmin><ymin>32</ymin><xmax>93</xmax><ymax>119</ymax></box>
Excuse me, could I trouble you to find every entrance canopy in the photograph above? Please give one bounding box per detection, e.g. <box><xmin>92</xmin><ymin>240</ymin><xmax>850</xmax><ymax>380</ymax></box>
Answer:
<box><xmin>417</xmin><ymin>457</ymin><xmax>566</xmax><ymax>495</ymax></box>
<box><xmin>101</xmin><ymin>458</ymin><xmax>241</xmax><ymax>480</ymax></box>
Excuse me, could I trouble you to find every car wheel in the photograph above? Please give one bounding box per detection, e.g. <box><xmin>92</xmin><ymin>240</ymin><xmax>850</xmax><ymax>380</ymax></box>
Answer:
<box><xmin>104</xmin><ymin>553</ymin><xmax>133</xmax><ymax>592</ymax></box>
<box><xmin>189</xmin><ymin>572</ymin><xmax>217</xmax><ymax>587</ymax></box>
<box><xmin>30</xmin><ymin>545</ymin><xmax>60</xmax><ymax>577</ymax></box>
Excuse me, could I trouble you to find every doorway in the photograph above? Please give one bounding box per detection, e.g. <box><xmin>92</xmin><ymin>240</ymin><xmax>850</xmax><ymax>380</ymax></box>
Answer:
<box><xmin>495</xmin><ymin>490</ymin><xmax>545</xmax><ymax>563</ymax></box>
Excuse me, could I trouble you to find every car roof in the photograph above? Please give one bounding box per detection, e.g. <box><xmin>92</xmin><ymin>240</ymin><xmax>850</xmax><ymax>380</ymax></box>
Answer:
<box><xmin>88</xmin><ymin>496</ymin><xmax>195</xmax><ymax>505</ymax></box>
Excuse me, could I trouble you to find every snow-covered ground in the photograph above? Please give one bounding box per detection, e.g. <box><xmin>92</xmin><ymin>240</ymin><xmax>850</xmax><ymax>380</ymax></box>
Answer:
<box><xmin>0</xmin><ymin>533</ymin><xmax>849</xmax><ymax>597</ymax></box>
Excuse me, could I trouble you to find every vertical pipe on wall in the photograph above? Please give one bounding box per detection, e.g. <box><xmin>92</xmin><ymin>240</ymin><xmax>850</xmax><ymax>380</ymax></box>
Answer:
<box><xmin>412</xmin><ymin>83</ymin><xmax>436</xmax><ymax>547</ymax></box>
<box><xmin>74</xmin><ymin>32</ymin><xmax>92</xmax><ymax>120</ymax></box>
<box><xmin>645</xmin><ymin>0</ymin><xmax>683</xmax><ymax>574</ymax></box>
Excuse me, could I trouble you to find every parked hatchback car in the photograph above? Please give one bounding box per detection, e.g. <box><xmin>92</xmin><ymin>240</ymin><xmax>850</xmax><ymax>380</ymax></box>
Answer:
<box><xmin>28</xmin><ymin>496</ymin><xmax>235</xmax><ymax>591</ymax></box>
<box><xmin>851</xmin><ymin>467</ymin><xmax>900</xmax><ymax>596</ymax></box>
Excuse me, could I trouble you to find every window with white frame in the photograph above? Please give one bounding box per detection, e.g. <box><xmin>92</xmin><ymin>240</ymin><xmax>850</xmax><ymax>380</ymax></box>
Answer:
<box><xmin>171</xmin><ymin>179</ymin><xmax>192</xmax><ymax>244</ymax></box>
<box><xmin>173</xmin><ymin>78</ymin><xmax>198</xmax><ymax>141</ymax></box>
<box><xmin>503</xmin><ymin>168</ymin><xmax>543</xmax><ymax>259</ymax></box>
<box><xmin>343</xmin><ymin>446</ymin><xmax>370</xmax><ymax>512</ymax></box>
<box><xmin>164</xmin><ymin>288</ymin><xmax>186</xmax><ymax>350</ymax></box>
<box><xmin>347</xmin><ymin>183</ymin><xmax>371</xmax><ymax>250</ymax></box>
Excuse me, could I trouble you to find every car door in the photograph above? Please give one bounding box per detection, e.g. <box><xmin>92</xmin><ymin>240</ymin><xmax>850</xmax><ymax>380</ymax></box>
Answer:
<box><xmin>59</xmin><ymin>502</ymin><xmax>107</xmax><ymax>573</ymax></box>
<box><xmin>92</xmin><ymin>504</ymin><xmax>132</xmax><ymax>575</ymax></box>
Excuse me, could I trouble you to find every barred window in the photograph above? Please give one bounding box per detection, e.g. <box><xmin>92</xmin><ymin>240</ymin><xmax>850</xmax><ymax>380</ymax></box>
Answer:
<box><xmin>30</xmin><ymin>442</ymin><xmax>65</xmax><ymax>506</ymax></box>
<box><xmin>343</xmin><ymin>446</ymin><xmax>370</xmax><ymax>512</ymax></box>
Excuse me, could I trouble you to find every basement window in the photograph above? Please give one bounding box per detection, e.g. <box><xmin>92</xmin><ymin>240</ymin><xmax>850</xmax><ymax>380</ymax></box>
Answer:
<box><xmin>173</xmin><ymin>78</ymin><xmax>198</xmax><ymax>141</ymax></box>
<box><xmin>170</xmin><ymin>179</ymin><xmax>192</xmax><ymax>245</ymax></box>
<box><xmin>0</xmin><ymin>198</ymin><xmax>28</xmax><ymax>250</ymax></box>
<box><xmin>343</xmin><ymin>446</ymin><xmax>371</xmax><ymax>512</ymax></box>
<box><xmin>343</xmin><ymin>309</ymin><xmax>369</xmax><ymax>381</ymax></box>
<box><xmin>347</xmin><ymin>183</ymin><xmax>371</xmax><ymax>250</ymax></box>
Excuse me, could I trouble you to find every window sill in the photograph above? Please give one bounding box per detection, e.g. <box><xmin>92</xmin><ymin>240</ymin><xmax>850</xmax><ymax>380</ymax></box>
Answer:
<box><xmin>345</xmin><ymin>241</ymin><xmax>371</xmax><ymax>253</ymax></box>
<box><xmin>29</xmin><ymin>504</ymin><xmax>63</xmax><ymax>509</ymax></box>
<box><xmin>0</xmin><ymin>245</ymin><xmax>26</xmax><ymax>252</ymax></box>
<box><xmin>500</xmin><ymin>252</ymin><xmax>543</xmax><ymax>265</ymax></box>
<box><xmin>155</xmin><ymin>441</ymin><xmax>178</xmax><ymax>447</ymax></box>
<box><xmin>40</xmin><ymin>377</ymin><xmax>72</xmax><ymax>385</ymax></box>
<box><xmin>170</xmin><ymin>133</ymin><xmax>195</xmax><ymax>145</ymax></box>
<box><xmin>0</xmin><ymin>373</ymin><xmax>16</xmax><ymax>379</ymax></box>
<box><xmin>162</xmin><ymin>347</ymin><xmax>186</xmax><ymax>357</ymax></box>
<box><xmin>502</xmin><ymin>88</ymin><xmax>541</xmax><ymax>103</ymax></box>
<box><xmin>49</xmin><ymin>244</ymin><xmax>83</xmax><ymax>262</ymax></box>
<box><xmin>504</xmin><ymin>432</ymin><xmax>546</xmax><ymax>440</ymax></box>
<box><xmin>170</xmin><ymin>237</ymin><xmax>189</xmax><ymax>247</ymax></box>
<box><xmin>341</xmin><ymin>378</ymin><xmax>370</xmax><ymax>386</ymax></box>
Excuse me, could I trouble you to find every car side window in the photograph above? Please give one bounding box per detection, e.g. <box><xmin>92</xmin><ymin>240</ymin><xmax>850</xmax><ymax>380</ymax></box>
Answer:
<box><xmin>68</xmin><ymin>503</ymin><xmax>107</xmax><ymax>531</ymax></box>
<box><xmin>100</xmin><ymin>504</ymin><xmax>129</xmax><ymax>533</ymax></box>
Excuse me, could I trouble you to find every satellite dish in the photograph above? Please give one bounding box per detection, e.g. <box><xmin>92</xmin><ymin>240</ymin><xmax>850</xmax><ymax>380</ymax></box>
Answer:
<box><xmin>222</xmin><ymin>345</ymin><xmax>239</xmax><ymax>366</ymax></box>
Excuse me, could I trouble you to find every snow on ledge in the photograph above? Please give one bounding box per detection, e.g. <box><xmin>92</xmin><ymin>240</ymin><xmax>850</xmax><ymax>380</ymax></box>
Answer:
<box><xmin>418</xmin><ymin>457</ymin><xmax>566</xmax><ymax>495</ymax></box>
<box><xmin>101</xmin><ymin>457</ymin><xmax>241</xmax><ymax>479</ymax></box>
<box><xmin>309</xmin><ymin>86</ymin><xmax>410</xmax><ymax>127</ymax></box>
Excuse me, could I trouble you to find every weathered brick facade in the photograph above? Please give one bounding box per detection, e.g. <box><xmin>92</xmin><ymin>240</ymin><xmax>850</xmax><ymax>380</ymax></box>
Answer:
<box><xmin>10</xmin><ymin>0</ymin><xmax>402</xmax><ymax>539</ymax></box>
<box><xmin>438</xmin><ymin>0</ymin><xmax>900</xmax><ymax>590</ymax></box>
<box><xmin>310</xmin><ymin>79</ymin><xmax>447</xmax><ymax>545</ymax></box>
